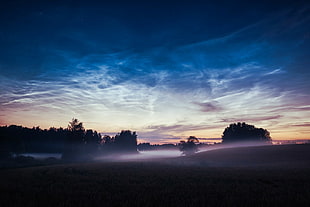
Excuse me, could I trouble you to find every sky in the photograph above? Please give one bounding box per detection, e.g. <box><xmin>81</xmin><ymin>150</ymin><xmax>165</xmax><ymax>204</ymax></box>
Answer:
<box><xmin>0</xmin><ymin>0</ymin><xmax>309</xmax><ymax>143</ymax></box>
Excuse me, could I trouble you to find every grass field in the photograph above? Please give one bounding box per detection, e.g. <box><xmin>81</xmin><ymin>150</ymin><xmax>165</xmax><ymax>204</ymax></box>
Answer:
<box><xmin>0</xmin><ymin>144</ymin><xmax>309</xmax><ymax>207</ymax></box>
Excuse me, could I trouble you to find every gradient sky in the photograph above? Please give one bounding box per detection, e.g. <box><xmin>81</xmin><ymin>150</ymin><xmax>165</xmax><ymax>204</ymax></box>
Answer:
<box><xmin>0</xmin><ymin>0</ymin><xmax>309</xmax><ymax>143</ymax></box>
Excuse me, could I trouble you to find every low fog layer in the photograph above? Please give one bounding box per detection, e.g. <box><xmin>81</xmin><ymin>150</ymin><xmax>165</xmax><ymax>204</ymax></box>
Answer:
<box><xmin>124</xmin><ymin>150</ymin><xmax>182</xmax><ymax>160</ymax></box>
<box><xmin>198</xmin><ymin>141</ymin><xmax>272</xmax><ymax>153</ymax></box>
<box><xmin>16</xmin><ymin>142</ymin><xmax>308</xmax><ymax>169</ymax></box>
<box><xmin>19</xmin><ymin>153</ymin><xmax>62</xmax><ymax>159</ymax></box>
<box><xmin>95</xmin><ymin>142</ymin><xmax>273</xmax><ymax>162</ymax></box>
<box><xmin>15</xmin><ymin>143</ymin><xmax>261</xmax><ymax>161</ymax></box>
<box><xmin>95</xmin><ymin>150</ymin><xmax>182</xmax><ymax>161</ymax></box>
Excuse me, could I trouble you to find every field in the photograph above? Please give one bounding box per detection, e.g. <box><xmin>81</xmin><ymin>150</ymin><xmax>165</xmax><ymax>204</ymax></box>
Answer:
<box><xmin>0</xmin><ymin>144</ymin><xmax>309</xmax><ymax>207</ymax></box>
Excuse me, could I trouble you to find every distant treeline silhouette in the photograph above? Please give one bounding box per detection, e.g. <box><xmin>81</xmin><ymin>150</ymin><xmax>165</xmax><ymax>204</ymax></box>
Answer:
<box><xmin>0</xmin><ymin>125</ymin><xmax>67</xmax><ymax>159</ymax></box>
<box><xmin>0</xmin><ymin>118</ymin><xmax>138</xmax><ymax>161</ymax></box>
<box><xmin>0</xmin><ymin>120</ymin><xmax>272</xmax><ymax>161</ymax></box>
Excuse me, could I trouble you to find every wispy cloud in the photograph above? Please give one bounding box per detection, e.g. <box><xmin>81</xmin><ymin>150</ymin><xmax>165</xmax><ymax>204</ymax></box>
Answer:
<box><xmin>0</xmin><ymin>4</ymin><xmax>309</xmax><ymax>142</ymax></box>
<box><xmin>221</xmin><ymin>115</ymin><xmax>283</xmax><ymax>123</ymax></box>
<box><xmin>146</xmin><ymin>123</ymin><xmax>223</xmax><ymax>133</ymax></box>
<box><xmin>291</xmin><ymin>123</ymin><xmax>310</xmax><ymax>127</ymax></box>
<box><xmin>195</xmin><ymin>101</ymin><xmax>223</xmax><ymax>112</ymax></box>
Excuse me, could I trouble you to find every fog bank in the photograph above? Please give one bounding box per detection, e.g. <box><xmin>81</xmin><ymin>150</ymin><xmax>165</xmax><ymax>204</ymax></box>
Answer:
<box><xmin>95</xmin><ymin>150</ymin><xmax>182</xmax><ymax>161</ymax></box>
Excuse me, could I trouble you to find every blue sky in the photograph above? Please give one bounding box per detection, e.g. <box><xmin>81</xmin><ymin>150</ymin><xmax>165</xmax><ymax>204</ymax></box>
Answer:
<box><xmin>0</xmin><ymin>0</ymin><xmax>309</xmax><ymax>143</ymax></box>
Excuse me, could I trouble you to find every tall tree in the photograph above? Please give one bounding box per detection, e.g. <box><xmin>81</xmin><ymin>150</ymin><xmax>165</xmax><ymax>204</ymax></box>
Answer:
<box><xmin>62</xmin><ymin>118</ymin><xmax>85</xmax><ymax>161</ymax></box>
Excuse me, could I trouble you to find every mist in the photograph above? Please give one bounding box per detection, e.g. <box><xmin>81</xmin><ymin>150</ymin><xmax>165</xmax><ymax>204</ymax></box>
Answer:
<box><xmin>198</xmin><ymin>141</ymin><xmax>272</xmax><ymax>153</ymax></box>
<box><xmin>93</xmin><ymin>141</ymin><xmax>274</xmax><ymax>163</ymax></box>
<box><xmin>94</xmin><ymin>149</ymin><xmax>182</xmax><ymax>162</ymax></box>
<box><xmin>19</xmin><ymin>153</ymin><xmax>62</xmax><ymax>160</ymax></box>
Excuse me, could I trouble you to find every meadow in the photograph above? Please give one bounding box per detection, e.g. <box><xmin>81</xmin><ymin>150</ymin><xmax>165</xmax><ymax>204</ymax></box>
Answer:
<box><xmin>0</xmin><ymin>144</ymin><xmax>309</xmax><ymax>207</ymax></box>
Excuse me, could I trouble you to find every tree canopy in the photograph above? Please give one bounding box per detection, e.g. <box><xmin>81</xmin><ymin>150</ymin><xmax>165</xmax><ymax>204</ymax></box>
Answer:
<box><xmin>0</xmin><ymin>118</ymin><xmax>139</xmax><ymax>162</ymax></box>
<box><xmin>62</xmin><ymin>118</ymin><xmax>86</xmax><ymax>161</ymax></box>
<box><xmin>114</xmin><ymin>130</ymin><xmax>137</xmax><ymax>153</ymax></box>
<box><xmin>222</xmin><ymin>122</ymin><xmax>272</xmax><ymax>143</ymax></box>
<box><xmin>180</xmin><ymin>136</ymin><xmax>199</xmax><ymax>156</ymax></box>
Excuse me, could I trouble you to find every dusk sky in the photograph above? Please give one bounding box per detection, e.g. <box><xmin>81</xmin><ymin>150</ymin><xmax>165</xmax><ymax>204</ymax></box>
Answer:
<box><xmin>0</xmin><ymin>0</ymin><xmax>309</xmax><ymax>143</ymax></box>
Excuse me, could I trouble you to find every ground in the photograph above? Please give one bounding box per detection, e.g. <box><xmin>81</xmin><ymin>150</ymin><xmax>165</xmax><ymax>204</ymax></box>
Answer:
<box><xmin>0</xmin><ymin>144</ymin><xmax>309</xmax><ymax>207</ymax></box>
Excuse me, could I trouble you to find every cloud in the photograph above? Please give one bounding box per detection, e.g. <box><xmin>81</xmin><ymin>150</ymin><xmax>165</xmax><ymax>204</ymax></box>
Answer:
<box><xmin>264</xmin><ymin>68</ymin><xmax>285</xmax><ymax>76</ymax></box>
<box><xmin>291</xmin><ymin>123</ymin><xmax>310</xmax><ymax>127</ymax></box>
<box><xmin>196</xmin><ymin>101</ymin><xmax>223</xmax><ymax>112</ymax></box>
<box><xmin>0</xmin><ymin>47</ymin><xmax>306</xmax><ymax>141</ymax></box>
<box><xmin>221</xmin><ymin>115</ymin><xmax>283</xmax><ymax>123</ymax></box>
<box><xmin>146</xmin><ymin>123</ymin><xmax>224</xmax><ymax>134</ymax></box>
<box><xmin>1</xmin><ymin>3</ymin><xmax>309</xmax><ymax>142</ymax></box>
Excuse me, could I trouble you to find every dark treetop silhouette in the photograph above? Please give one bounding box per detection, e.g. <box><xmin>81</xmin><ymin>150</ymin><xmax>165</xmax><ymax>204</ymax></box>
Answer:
<box><xmin>62</xmin><ymin>118</ymin><xmax>87</xmax><ymax>161</ymax></box>
<box><xmin>62</xmin><ymin>118</ymin><xmax>138</xmax><ymax>161</ymax></box>
<box><xmin>0</xmin><ymin>125</ymin><xmax>67</xmax><ymax>158</ymax></box>
<box><xmin>114</xmin><ymin>130</ymin><xmax>138</xmax><ymax>153</ymax></box>
<box><xmin>222</xmin><ymin>122</ymin><xmax>272</xmax><ymax>144</ymax></box>
<box><xmin>180</xmin><ymin>136</ymin><xmax>199</xmax><ymax>156</ymax></box>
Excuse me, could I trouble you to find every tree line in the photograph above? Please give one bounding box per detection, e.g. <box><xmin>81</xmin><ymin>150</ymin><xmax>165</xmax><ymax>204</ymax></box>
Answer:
<box><xmin>1</xmin><ymin>119</ymin><xmax>272</xmax><ymax>161</ymax></box>
<box><xmin>0</xmin><ymin>118</ymin><xmax>138</xmax><ymax>161</ymax></box>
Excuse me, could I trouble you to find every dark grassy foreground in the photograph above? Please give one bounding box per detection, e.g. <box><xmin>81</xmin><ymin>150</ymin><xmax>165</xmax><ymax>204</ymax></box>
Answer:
<box><xmin>0</xmin><ymin>144</ymin><xmax>310</xmax><ymax>207</ymax></box>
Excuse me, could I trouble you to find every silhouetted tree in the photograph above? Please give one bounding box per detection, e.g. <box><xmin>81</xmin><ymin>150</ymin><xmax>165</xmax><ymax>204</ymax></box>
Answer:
<box><xmin>137</xmin><ymin>143</ymin><xmax>152</xmax><ymax>151</ymax></box>
<box><xmin>0</xmin><ymin>121</ymin><xmax>104</xmax><ymax>160</ymax></box>
<box><xmin>0</xmin><ymin>127</ymin><xmax>11</xmax><ymax>160</ymax></box>
<box><xmin>222</xmin><ymin>122</ymin><xmax>272</xmax><ymax>144</ymax></box>
<box><xmin>62</xmin><ymin>118</ymin><xmax>86</xmax><ymax>161</ymax></box>
<box><xmin>0</xmin><ymin>125</ymin><xmax>25</xmax><ymax>159</ymax></box>
<box><xmin>99</xmin><ymin>135</ymin><xmax>115</xmax><ymax>154</ymax></box>
<box><xmin>0</xmin><ymin>125</ymin><xmax>67</xmax><ymax>156</ymax></box>
<box><xmin>114</xmin><ymin>130</ymin><xmax>137</xmax><ymax>153</ymax></box>
<box><xmin>101</xmin><ymin>135</ymin><xmax>114</xmax><ymax>145</ymax></box>
<box><xmin>84</xmin><ymin>129</ymin><xmax>101</xmax><ymax>158</ymax></box>
<box><xmin>180</xmin><ymin>136</ymin><xmax>199</xmax><ymax>156</ymax></box>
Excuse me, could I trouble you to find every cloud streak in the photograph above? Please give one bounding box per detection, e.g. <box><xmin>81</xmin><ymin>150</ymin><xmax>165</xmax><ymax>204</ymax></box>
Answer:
<box><xmin>0</xmin><ymin>2</ymin><xmax>309</xmax><ymax>143</ymax></box>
